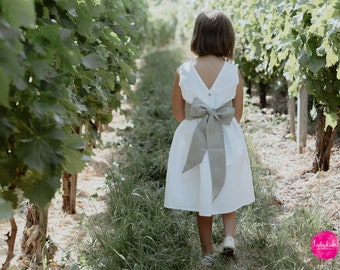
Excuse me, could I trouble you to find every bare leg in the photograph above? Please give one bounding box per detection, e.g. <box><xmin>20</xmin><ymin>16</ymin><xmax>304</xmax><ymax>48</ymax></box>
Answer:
<box><xmin>196</xmin><ymin>213</ymin><xmax>214</xmax><ymax>255</ymax></box>
<box><xmin>221</xmin><ymin>211</ymin><xmax>236</xmax><ymax>237</ymax></box>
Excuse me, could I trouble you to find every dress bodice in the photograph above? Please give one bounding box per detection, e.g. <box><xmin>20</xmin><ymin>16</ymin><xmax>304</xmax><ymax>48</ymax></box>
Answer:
<box><xmin>178</xmin><ymin>60</ymin><xmax>239</xmax><ymax>108</ymax></box>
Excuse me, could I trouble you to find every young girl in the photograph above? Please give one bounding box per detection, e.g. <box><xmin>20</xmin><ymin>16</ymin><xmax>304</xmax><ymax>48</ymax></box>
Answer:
<box><xmin>164</xmin><ymin>10</ymin><xmax>255</xmax><ymax>266</ymax></box>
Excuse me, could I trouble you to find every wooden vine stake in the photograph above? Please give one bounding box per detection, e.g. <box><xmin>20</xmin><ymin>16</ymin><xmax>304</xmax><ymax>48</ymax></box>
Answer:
<box><xmin>1</xmin><ymin>218</ymin><xmax>17</xmax><ymax>270</ymax></box>
<box><xmin>62</xmin><ymin>125</ymin><xmax>81</xmax><ymax>214</ymax></box>
<box><xmin>297</xmin><ymin>85</ymin><xmax>308</xmax><ymax>154</ymax></box>
<box><xmin>62</xmin><ymin>172</ymin><xmax>78</xmax><ymax>214</ymax></box>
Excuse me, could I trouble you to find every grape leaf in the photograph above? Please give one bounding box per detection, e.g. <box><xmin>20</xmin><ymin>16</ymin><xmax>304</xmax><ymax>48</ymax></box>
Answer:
<box><xmin>82</xmin><ymin>53</ymin><xmax>106</xmax><ymax>70</ymax></box>
<box><xmin>0</xmin><ymin>157</ymin><xmax>18</xmax><ymax>186</ymax></box>
<box><xmin>62</xmin><ymin>147</ymin><xmax>85</xmax><ymax>174</ymax></box>
<box><xmin>16</xmin><ymin>136</ymin><xmax>63</xmax><ymax>172</ymax></box>
<box><xmin>308</xmin><ymin>55</ymin><xmax>326</xmax><ymax>74</ymax></box>
<box><xmin>62</xmin><ymin>133</ymin><xmax>88</xmax><ymax>173</ymax></box>
<box><xmin>1</xmin><ymin>0</ymin><xmax>36</xmax><ymax>28</ymax></box>
<box><xmin>64</xmin><ymin>134</ymin><xmax>85</xmax><ymax>150</ymax></box>
<box><xmin>0</xmin><ymin>0</ymin><xmax>148</xmax><ymax>216</ymax></box>
<box><xmin>55</xmin><ymin>0</ymin><xmax>78</xmax><ymax>10</ymax></box>
<box><xmin>23</xmin><ymin>176</ymin><xmax>61</xmax><ymax>207</ymax></box>
<box><xmin>0</xmin><ymin>117</ymin><xmax>14</xmax><ymax>139</ymax></box>
<box><xmin>1</xmin><ymin>190</ymin><xmax>18</xmax><ymax>209</ymax></box>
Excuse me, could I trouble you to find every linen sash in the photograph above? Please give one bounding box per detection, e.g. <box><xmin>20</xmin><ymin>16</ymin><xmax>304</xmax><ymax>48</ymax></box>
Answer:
<box><xmin>182</xmin><ymin>97</ymin><xmax>235</xmax><ymax>200</ymax></box>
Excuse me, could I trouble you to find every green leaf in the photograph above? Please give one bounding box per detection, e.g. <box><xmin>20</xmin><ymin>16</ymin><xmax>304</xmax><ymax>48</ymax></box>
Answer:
<box><xmin>0</xmin><ymin>197</ymin><xmax>12</xmax><ymax>219</ymax></box>
<box><xmin>1</xmin><ymin>190</ymin><xmax>18</xmax><ymax>209</ymax></box>
<box><xmin>30</xmin><ymin>97</ymin><xmax>62</xmax><ymax>119</ymax></box>
<box><xmin>64</xmin><ymin>134</ymin><xmax>85</xmax><ymax>150</ymax></box>
<box><xmin>16</xmin><ymin>135</ymin><xmax>63</xmax><ymax>172</ymax></box>
<box><xmin>298</xmin><ymin>49</ymin><xmax>311</xmax><ymax>66</ymax></box>
<box><xmin>1</xmin><ymin>0</ymin><xmax>36</xmax><ymax>28</ymax></box>
<box><xmin>0</xmin><ymin>24</ymin><xmax>25</xmax><ymax>83</ymax></box>
<box><xmin>82</xmin><ymin>53</ymin><xmax>106</xmax><ymax>70</ymax></box>
<box><xmin>55</xmin><ymin>0</ymin><xmax>78</xmax><ymax>10</ymax></box>
<box><xmin>308</xmin><ymin>55</ymin><xmax>326</xmax><ymax>74</ymax></box>
<box><xmin>28</xmin><ymin>57</ymin><xmax>51</xmax><ymax>81</ymax></box>
<box><xmin>0</xmin><ymin>117</ymin><xmax>14</xmax><ymax>139</ymax></box>
<box><xmin>288</xmin><ymin>80</ymin><xmax>299</xmax><ymax>96</ymax></box>
<box><xmin>325</xmin><ymin>111</ymin><xmax>338</xmax><ymax>129</ymax></box>
<box><xmin>75</xmin><ymin>2</ymin><xmax>94</xmax><ymax>38</ymax></box>
<box><xmin>326</xmin><ymin>48</ymin><xmax>338</xmax><ymax>67</ymax></box>
<box><xmin>62</xmin><ymin>147</ymin><xmax>85</xmax><ymax>174</ymax></box>
<box><xmin>24</xmin><ymin>176</ymin><xmax>61</xmax><ymax>207</ymax></box>
<box><xmin>0</xmin><ymin>157</ymin><xmax>18</xmax><ymax>186</ymax></box>
<box><xmin>0</xmin><ymin>66</ymin><xmax>10</xmax><ymax>108</ymax></box>
<box><xmin>38</xmin><ymin>24</ymin><xmax>62</xmax><ymax>47</ymax></box>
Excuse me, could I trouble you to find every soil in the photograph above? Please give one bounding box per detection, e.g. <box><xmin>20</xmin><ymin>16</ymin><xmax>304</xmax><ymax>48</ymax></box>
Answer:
<box><xmin>1</xmin><ymin>95</ymin><xmax>339</xmax><ymax>269</ymax></box>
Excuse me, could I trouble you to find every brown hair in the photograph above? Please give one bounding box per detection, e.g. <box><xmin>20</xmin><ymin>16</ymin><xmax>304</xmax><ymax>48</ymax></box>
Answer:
<box><xmin>191</xmin><ymin>10</ymin><xmax>235</xmax><ymax>59</ymax></box>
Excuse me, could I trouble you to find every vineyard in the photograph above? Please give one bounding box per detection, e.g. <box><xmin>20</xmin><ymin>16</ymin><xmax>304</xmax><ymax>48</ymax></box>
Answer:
<box><xmin>0</xmin><ymin>0</ymin><xmax>339</xmax><ymax>269</ymax></box>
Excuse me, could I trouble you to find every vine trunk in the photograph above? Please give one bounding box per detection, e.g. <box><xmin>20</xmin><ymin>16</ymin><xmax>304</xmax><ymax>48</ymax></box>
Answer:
<box><xmin>312</xmin><ymin>105</ymin><xmax>339</xmax><ymax>172</ymax></box>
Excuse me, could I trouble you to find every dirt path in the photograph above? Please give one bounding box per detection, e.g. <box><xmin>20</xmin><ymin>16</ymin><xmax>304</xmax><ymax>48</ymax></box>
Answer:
<box><xmin>0</xmin><ymin>106</ymin><xmax>131</xmax><ymax>269</ymax></box>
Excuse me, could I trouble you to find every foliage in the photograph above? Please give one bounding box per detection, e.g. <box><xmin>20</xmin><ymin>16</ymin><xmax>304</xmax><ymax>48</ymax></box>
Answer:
<box><xmin>245</xmin><ymin>0</ymin><xmax>340</xmax><ymax>122</ymax></box>
<box><xmin>182</xmin><ymin>0</ymin><xmax>339</xmax><ymax>124</ymax></box>
<box><xmin>270</xmin><ymin>0</ymin><xmax>340</xmax><ymax>126</ymax></box>
<box><xmin>232</xmin><ymin>1</ymin><xmax>285</xmax><ymax>87</ymax></box>
<box><xmin>144</xmin><ymin>0</ymin><xmax>181</xmax><ymax>49</ymax></box>
<box><xmin>0</xmin><ymin>0</ymin><xmax>148</xmax><ymax>217</ymax></box>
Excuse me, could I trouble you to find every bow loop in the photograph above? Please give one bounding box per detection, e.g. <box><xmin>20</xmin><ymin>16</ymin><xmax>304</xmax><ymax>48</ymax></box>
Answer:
<box><xmin>183</xmin><ymin>97</ymin><xmax>235</xmax><ymax>201</ymax></box>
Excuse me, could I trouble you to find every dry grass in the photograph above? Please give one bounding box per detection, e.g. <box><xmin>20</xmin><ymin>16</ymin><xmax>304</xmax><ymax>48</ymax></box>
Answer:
<box><xmin>243</xmin><ymin>95</ymin><xmax>339</xmax><ymax>234</ymax></box>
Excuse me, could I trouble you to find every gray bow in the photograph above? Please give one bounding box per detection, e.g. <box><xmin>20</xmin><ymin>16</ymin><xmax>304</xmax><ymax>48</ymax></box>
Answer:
<box><xmin>182</xmin><ymin>97</ymin><xmax>235</xmax><ymax>200</ymax></box>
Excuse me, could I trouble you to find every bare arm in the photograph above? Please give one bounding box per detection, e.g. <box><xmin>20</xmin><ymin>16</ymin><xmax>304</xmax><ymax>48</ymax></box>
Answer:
<box><xmin>233</xmin><ymin>70</ymin><xmax>244</xmax><ymax>123</ymax></box>
<box><xmin>172</xmin><ymin>69</ymin><xmax>185</xmax><ymax>122</ymax></box>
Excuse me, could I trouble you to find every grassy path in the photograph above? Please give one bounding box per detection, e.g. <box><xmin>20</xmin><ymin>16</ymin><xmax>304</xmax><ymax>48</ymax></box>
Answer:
<box><xmin>82</xmin><ymin>48</ymin><xmax>339</xmax><ymax>270</ymax></box>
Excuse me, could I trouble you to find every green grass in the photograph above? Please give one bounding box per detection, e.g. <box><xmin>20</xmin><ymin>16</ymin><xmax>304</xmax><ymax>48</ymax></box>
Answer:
<box><xmin>80</xmin><ymin>48</ymin><xmax>339</xmax><ymax>269</ymax></box>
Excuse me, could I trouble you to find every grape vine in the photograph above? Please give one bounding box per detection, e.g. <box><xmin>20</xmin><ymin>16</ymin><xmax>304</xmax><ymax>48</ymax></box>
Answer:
<box><xmin>194</xmin><ymin>0</ymin><xmax>340</xmax><ymax>169</ymax></box>
<box><xmin>0</xmin><ymin>0</ymin><xmax>148</xmax><ymax>217</ymax></box>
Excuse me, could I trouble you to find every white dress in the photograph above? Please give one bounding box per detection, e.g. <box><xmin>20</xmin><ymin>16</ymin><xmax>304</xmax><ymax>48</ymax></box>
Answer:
<box><xmin>164</xmin><ymin>60</ymin><xmax>255</xmax><ymax>216</ymax></box>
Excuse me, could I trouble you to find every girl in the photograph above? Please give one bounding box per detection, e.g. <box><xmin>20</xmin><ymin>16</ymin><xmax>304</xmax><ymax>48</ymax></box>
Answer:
<box><xmin>164</xmin><ymin>10</ymin><xmax>255</xmax><ymax>267</ymax></box>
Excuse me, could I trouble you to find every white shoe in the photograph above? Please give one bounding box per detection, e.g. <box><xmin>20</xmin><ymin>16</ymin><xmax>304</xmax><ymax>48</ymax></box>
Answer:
<box><xmin>222</xmin><ymin>236</ymin><xmax>235</xmax><ymax>255</ymax></box>
<box><xmin>200</xmin><ymin>254</ymin><xmax>215</xmax><ymax>267</ymax></box>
